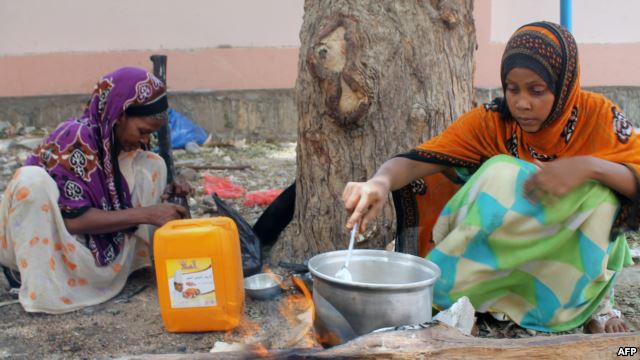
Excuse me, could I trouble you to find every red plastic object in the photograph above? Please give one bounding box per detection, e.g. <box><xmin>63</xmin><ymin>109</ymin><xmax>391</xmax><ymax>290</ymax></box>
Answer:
<box><xmin>243</xmin><ymin>189</ymin><xmax>284</xmax><ymax>207</ymax></box>
<box><xmin>203</xmin><ymin>175</ymin><xmax>245</xmax><ymax>199</ymax></box>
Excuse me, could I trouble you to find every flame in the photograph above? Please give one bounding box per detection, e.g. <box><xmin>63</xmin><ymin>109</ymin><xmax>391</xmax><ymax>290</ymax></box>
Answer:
<box><xmin>277</xmin><ymin>275</ymin><xmax>317</xmax><ymax>348</ymax></box>
<box><xmin>292</xmin><ymin>276</ymin><xmax>342</xmax><ymax>347</ymax></box>
<box><xmin>291</xmin><ymin>276</ymin><xmax>314</xmax><ymax>319</ymax></box>
<box><xmin>223</xmin><ymin>317</ymin><xmax>261</xmax><ymax>344</ymax></box>
<box><xmin>315</xmin><ymin>332</ymin><xmax>341</xmax><ymax>347</ymax></box>
<box><xmin>222</xmin><ymin>318</ymin><xmax>273</xmax><ymax>356</ymax></box>
<box><xmin>251</xmin><ymin>342</ymin><xmax>270</xmax><ymax>358</ymax></box>
<box><xmin>221</xmin><ymin>270</ymin><xmax>322</xmax><ymax>352</ymax></box>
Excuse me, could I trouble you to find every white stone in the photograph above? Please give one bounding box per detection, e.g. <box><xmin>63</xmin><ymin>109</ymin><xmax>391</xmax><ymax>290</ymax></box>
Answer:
<box><xmin>209</xmin><ymin>341</ymin><xmax>247</xmax><ymax>353</ymax></box>
<box><xmin>433</xmin><ymin>296</ymin><xmax>476</xmax><ymax>336</ymax></box>
<box><xmin>184</xmin><ymin>141</ymin><xmax>201</xmax><ymax>154</ymax></box>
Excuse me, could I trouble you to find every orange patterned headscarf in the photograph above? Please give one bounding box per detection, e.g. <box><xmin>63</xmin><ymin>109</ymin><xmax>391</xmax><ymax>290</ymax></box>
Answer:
<box><xmin>399</xmin><ymin>21</ymin><xmax>640</xmax><ymax>232</ymax></box>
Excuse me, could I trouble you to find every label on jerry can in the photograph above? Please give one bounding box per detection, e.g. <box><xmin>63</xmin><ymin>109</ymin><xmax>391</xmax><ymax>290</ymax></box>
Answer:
<box><xmin>166</xmin><ymin>257</ymin><xmax>216</xmax><ymax>308</ymax></box>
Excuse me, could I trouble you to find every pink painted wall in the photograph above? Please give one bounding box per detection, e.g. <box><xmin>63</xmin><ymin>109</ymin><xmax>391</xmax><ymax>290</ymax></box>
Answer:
<box><xmin>0</xmin><ymin>0</ymin><xmax>303</xmax><ymax>97</ymax></box>
<box><xmin>0</xmin><ymin>0</ymin><xmax>303</xmax><ymax>54</ymax></box>
<box><xmin>1</xmin><ymin>0</ymin><xmax>639</xmax><ymax>97</ymax></box>
<box><xmin>0</xmin><ymin>48</ymin><xmax>299</xmax><ymax>97</ymax></box>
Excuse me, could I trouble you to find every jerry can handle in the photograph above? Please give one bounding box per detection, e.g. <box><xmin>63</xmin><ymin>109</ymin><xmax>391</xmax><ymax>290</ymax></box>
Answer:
<box><xmin>209</xmin><ymin>216</ymin><xmax>238</xmax><ymax>233</ymax></box>
<box><xmin>162</xmin><ymin>217</ymin><xmax>237</xmax><ymax>232</ymax></box>
<box><xmin>164</xmin><ymin>219</ymin><xmax>206</xmax><ymax>229</ymax></box>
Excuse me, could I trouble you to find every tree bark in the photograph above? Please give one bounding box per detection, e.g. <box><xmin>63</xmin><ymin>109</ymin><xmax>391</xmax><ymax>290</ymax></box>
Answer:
<box><xmin>272</xmin><ymin>0</ymin><xmax>476</xmax><ymax>262</ymax></box>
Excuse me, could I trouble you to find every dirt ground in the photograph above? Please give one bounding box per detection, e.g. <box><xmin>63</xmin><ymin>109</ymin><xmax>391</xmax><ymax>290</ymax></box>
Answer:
<box><xmin>0</xmin><ymin>139</ymin><xmax>639</xmax><ymax>359</ymax></box>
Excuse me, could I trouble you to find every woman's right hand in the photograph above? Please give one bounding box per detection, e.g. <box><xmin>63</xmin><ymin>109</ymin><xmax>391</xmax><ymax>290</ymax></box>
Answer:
<box><xmin>143</xmin><ymin>203</ymin><xmax>187</xmax><ymax>227</ymax></box>
<box><xmin>342</xmin><ymin>177</ymin><xmax>390</xmax><ymax>231</ymax></box>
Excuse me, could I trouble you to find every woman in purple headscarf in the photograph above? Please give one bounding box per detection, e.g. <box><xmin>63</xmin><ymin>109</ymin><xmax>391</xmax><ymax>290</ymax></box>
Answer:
<box><xmin>0</xmin><ymin>67</ymin><xmax>188</xmax><ymax>313</ymax></box>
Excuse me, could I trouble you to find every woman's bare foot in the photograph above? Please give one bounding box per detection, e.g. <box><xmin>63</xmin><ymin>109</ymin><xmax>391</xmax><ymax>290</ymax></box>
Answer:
<box><xmin>585</xmin><ymin>311</ymin><xmax>630</xmax><ymax>333</ymax></box>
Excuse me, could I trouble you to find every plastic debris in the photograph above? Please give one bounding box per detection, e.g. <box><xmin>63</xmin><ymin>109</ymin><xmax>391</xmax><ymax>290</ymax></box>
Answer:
<box><xmin>184</xmin><ymin>141</ymin><xmax>201</xmax><ymax>154</ymax></box>
<box><xmin>203</xmin><ymin>175</ymin><xmax>245</xmax><ymax>199</ymax></box>
<box><xmin>243</xmin><ymin>189</ymin><xmax>284</xmax><ymax>207</ymax></box>
<box><xmin>167</xmin><ymin>108</ymin><xmax>208</xmax><ymax>149</ymax></box>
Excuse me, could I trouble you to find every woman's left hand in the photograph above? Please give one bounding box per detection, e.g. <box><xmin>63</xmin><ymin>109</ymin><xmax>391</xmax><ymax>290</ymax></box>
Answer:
<box><xmin>523</xmin><ymin>156</ymin><xmax>594</xmax><ymax>203</ymax></box>
<box><xmin>162</xmin><ymin>176</ymin><xmax>194</xmax><ymax>200</ymax></box>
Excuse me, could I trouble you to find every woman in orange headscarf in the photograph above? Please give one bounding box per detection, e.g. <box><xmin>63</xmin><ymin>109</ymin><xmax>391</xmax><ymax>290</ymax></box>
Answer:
<box><xmin>343</xmin><ymin>22</ymin><xmax>636</xmax><ymax>333</ymax></box>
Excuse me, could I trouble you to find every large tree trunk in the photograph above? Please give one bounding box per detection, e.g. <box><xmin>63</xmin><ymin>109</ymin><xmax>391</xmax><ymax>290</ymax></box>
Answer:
<box><xmin>272</xmin><ymin>0</ymin><xmax>476</xmax><ymax>262</ymax></box>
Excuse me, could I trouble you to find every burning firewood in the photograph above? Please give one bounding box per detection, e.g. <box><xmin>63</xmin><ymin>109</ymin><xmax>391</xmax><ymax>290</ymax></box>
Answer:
<box><xmin>129</xmin><ymin>322</ymin><xmax>638</xmax><ymax>359</ymax></box>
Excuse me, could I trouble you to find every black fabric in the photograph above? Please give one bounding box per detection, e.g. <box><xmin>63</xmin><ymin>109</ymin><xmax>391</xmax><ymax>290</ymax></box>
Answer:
<box><xmin>124</xmin><ymin>94</ymin><xmax>168</xmax><ymax>117</ymax></box>
<box><xmin>628</xmin><ymin>166</ymin><xmax>640</xmax><ymax>230</ymax></box>
<box><xmin>612</xmin><ymin>164</ymin><xmax>640</xmax><ymax>234</ymax></box>
<box><xmin>391</xmin><ymin>186</ymin><xmax>420</xmax><ymax>256</ymax></box>
<box><xmin>494</xmin><ymin>97</ymin><xmax>513</xmax><ymax>121</ymax></box>
<box><xmin>501</xmin><ymin>55</ymin><xmax>556</xmax><ymax>94</ymax></box>
<box><xmin>211</xmin><ymin>194</ymin><xmax>262</xmax><ymax>277</ymax></box>
<box><xmin>395</xmin><ymin>149</ymin><xmax>478</xmax><ymax>169</ymax></box>
<box><xmin>2</xmin><ymin>266</ymin><xmax>21</xmax><ymax>288</ymax></box>
<box><xmin>252</xmin><ymin>182</ymin><xmax>296</xmax><ymax>247</ymax></box>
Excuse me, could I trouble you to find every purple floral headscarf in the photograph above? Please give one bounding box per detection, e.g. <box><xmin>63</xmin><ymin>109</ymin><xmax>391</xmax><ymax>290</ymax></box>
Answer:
<box><xmin>25</xmin><ymin>67</ymin><xmax>167</xmax><ymax>266</ymax></box>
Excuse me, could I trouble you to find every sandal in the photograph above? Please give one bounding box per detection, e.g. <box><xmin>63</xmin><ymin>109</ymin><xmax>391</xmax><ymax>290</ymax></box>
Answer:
<box><xmin>597</xmin><ymin>309</ymin><xmax>622</xmax><ymax>325</ymax></box>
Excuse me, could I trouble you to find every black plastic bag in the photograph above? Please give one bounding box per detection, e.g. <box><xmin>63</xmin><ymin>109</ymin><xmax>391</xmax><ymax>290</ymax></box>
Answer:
<box><xmin>252</xmin><ymin>182</ymin><xmax>296</xmax><ymax>247</ymax></box>
<box><xmin>211</xmin><ymin>193</ymin><xmax>262</xmax><ymax>277</ymax></box>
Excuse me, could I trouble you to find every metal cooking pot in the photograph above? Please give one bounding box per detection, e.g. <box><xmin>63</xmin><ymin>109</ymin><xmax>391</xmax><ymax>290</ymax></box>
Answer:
<box><xmin>308</xmin><ymin>249</ymin><xmax>440</xmax><ymax>346</ymax></box>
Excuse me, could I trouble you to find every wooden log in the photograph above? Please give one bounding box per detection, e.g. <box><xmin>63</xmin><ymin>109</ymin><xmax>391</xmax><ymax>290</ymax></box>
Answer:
<box><xmin>120</xmin><ymin>346</ymin><xmax>318</xmax><ymax>359</ymax></box>
<box><xmin>314</xmin><ymin>323</ymin><xmax>640</xmax><ymax>359</ymax></box>
<box><xmin>122</xmin><ymin>323</ymin><xmax>639</xmax><ymax>359</ymax></box>
<box><xmin>176</xmin><ymin>164</ymin><xmax>251</xmax><ymax>171</ymax></box>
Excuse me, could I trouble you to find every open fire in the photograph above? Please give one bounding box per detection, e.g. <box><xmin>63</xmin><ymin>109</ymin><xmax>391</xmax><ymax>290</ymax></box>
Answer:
<box><xmin>212</xmin><ymin>269</ymin><xmax>321</xmax><ymax>357</ymax></box>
